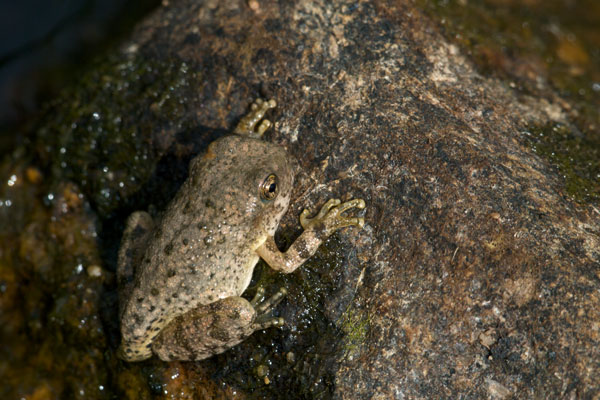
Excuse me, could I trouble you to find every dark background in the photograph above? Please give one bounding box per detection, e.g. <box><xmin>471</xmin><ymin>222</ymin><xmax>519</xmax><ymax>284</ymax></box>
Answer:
<box><xmin>0</xmin><ymin>0</ymin><xmax>160</xmax><ymax>151</ymax></box>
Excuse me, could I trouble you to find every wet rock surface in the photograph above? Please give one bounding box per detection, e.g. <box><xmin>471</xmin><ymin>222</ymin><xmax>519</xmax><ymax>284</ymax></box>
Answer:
<box><xmin>1</xmin><ymin>0</ymin><xmax>598</xmax><ymax>398</ymax></box>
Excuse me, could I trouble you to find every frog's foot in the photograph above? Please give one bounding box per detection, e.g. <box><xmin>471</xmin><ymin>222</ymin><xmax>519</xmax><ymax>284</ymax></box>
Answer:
<box><xmin>300</xmin><ymin>198</ymin><xmax>366</xmax><ymax>237</ymax></box>
<box><xmin>234</xmin><ymin>98</ymin><xmax>277</xmax><ymax>138</ymax></box>
<box><xmin>250</xmin><ymin>287</ymin><xmax>287</xmax><ymax>330</ymax></box>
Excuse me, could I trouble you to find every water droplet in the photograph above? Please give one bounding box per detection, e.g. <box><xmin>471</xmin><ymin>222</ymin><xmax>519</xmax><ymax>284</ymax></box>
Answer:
<box><xmin>7</xmin><ymin>174</ymin><xmax>16</xmax><ymax>186</ymax></box>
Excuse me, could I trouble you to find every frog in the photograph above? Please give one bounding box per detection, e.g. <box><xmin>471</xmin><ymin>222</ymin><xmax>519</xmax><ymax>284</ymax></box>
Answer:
<box><xmin>116</xmin><ymin>98</ymin><xmax>365</xmax><ymax>362</ymax></box>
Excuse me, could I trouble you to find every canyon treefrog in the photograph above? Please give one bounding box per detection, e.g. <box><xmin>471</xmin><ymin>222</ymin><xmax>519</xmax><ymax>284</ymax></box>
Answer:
<box><xmin>117</xmin><ymin>99</ymin><xmax>365</xmax><ymax>361</ymax></box>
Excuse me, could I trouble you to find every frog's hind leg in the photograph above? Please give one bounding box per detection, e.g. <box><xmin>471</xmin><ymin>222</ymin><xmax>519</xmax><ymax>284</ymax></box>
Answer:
<box><xmin>151</xmin><ymin>288</ymin><xmax>286</xmax><ymax>361</ymax></box>
<box><xmin>234</xmin><ymin>98</ymin><xmax>276</xmax><ymax>138</ymax></box>
<box><xmin>117</xmin><ymin>211</ymin><xmax>154</xmax><ymax>295</ymax></box>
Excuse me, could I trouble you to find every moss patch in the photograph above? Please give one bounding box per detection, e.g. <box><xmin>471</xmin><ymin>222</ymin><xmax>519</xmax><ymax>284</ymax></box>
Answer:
<box><xmin>524</xmin><ymin>123</ymin><xmax>600</xmax><ymax>203</ymax></box>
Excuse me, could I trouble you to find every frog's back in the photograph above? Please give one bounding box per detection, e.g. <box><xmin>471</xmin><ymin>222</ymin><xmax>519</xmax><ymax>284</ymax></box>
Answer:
<box><xmin>133</xmin><ymin>179</ymin><xmax>261</xmax><ymax>311</ymax></box>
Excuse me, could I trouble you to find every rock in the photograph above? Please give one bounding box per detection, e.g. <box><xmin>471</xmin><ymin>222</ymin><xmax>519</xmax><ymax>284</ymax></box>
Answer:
<box><xmin>3</xmin><ymin>0</ymin><xmax>599</xmax><ymax>398</ymax></box>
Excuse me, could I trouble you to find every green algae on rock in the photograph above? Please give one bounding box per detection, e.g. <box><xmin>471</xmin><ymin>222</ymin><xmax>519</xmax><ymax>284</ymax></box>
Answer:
<box><xmin>523</xmin><ymin>123</ymin><xmax>600</xmax><ymax>203</ymax></box>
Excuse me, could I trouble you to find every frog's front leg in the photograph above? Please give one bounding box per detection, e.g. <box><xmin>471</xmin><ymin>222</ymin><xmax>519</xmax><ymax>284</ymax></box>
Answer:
<box><xmin>151</xmin><ymin>288</ymin><xmax>286</xmax><ymax>361</ymax></box>
<box><xmin>233</xmin><ymin>98</ymin><xmax>276</xmax><ymax>138</ymax></box>
<box><xmin>256</xmin><ymin>198</ymin><xmax>365</xmax><ymax>273</ymax></box>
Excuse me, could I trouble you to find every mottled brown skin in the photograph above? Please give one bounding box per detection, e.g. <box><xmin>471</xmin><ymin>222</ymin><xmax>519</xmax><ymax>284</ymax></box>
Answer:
<box><xmin>117</xmin><ymin>99</ymin><xmax>365</xmax><ymax>362</ymax></box>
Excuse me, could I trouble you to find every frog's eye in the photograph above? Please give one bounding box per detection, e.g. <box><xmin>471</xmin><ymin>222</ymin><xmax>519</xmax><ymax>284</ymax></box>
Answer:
<box><xmin>260</xmin><ymin>174</ymin><xmax>278</xmax><ymax>201</ymax></box>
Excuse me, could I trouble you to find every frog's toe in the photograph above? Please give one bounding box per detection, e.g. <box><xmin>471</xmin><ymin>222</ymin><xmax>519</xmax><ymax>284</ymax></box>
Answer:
<box><xmin>249</xmin><ymin>285</ymin><xmax>286</xmax><ymax>313</ymax></box>
<box><xmin>234</xmin><ymin>98</ymin><xmax>277</xmax><ymax>137</ymax></box>
<box><xmin>251</xmin><ymin>287</ymin><xmax>287</xmax><ymax>330</ymax></box>
<box><xmin>250</xmin><ymin>286</ymin><xmax>266</xmax><ymax>306</ymax></box>
<box><xmin>300</xmin><ymin>198</ymin><xmax>341</xmax><ymax>229</ymax></box>
<box><xmin>255</xmin><ymin>287</ymin><xmax>287</xmax><ymax>314</ymax></box>
<box><xmin>328</xmin><ymin>199</ymin><xmax>366</xmax><ymax>230</ymax></box>
<box><xmin>301</xmin><ymin>198</ymin><xmax>366</xmax><ymax>233</ymax></box>
<box><xmin>250</xmin><ymin>98</ymin><xmax>276</xmax><ymax>110</ymax></box>
<box><xmin>337</xmin><ymin>198</ymin><xmax>366</xmax><ymax>213</ymax></box>
<box><xmin>252</xmin><ymin>316</ymin><xmax>285</xmax><ymax>331</ymax></box>
<box><xmin>332</xmin><ymin>215</ymin><xmax>365</xmax><ymax>230</ymax></box>
<box><xmin>257</xmin><ymin>118</ymin><xmax>272</xmax><ymax>136</ymax></box>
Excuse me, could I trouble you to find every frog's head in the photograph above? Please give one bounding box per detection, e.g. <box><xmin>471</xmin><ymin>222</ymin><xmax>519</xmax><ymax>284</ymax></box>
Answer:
<box><xmin>189</xmin><ymin>134</ymin><xmax>296</xmax><ymax>236</ymax></box>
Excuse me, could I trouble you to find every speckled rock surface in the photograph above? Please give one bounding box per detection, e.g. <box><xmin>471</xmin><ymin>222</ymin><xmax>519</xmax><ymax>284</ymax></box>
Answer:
<box><xmin>2</xmin><ymin>0</ymin><xmax>599</xmax><ymax>398</ymax></box>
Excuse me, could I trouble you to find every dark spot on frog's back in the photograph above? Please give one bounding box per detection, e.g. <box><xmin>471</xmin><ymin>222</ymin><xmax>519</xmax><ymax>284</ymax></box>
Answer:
<box><xmin>164</xmin><ymin>243</ymin><xmax>173</xmax><ymax>255</ymax></box>
<box><xmin>151</xmin><ymin>287</ymin><xmax>160</xmax><ymax>296</ymax></box>
<box><xmin>205</xmin><ymin>198</ymin><xmax>215</xmax><ymax>208</ymax></box>
<box><xmin>167</xmin><ymin>269</ymin><xmax>176</xmax><ymax>278</ymax></box>
<box><xmin>228</xmin><ymin>309</ymin><xmax>240</xmax><ymax>320</ymax></box>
